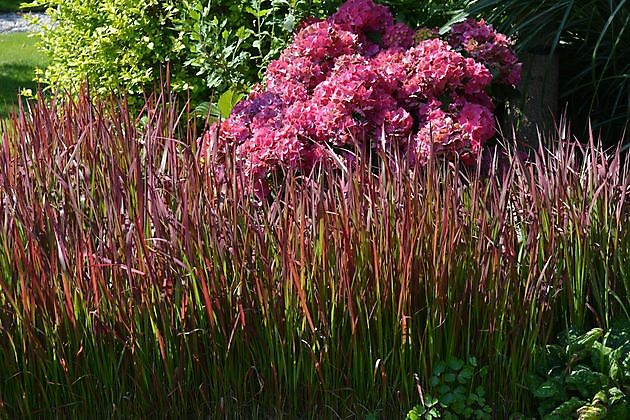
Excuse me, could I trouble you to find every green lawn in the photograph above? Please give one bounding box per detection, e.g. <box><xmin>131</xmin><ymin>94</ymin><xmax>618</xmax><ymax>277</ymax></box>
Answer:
<box><xmin>0</xmin><ymin>0</ymin><xmax>29</xmax><ymax>13</ymax></box>
<box><xmin>0</xmin><ymin>32</ymin><xmax>46</xmax><ymax>119</ymax></box>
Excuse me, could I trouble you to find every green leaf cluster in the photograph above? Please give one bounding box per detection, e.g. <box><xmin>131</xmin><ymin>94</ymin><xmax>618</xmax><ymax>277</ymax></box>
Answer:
<box><xmin>407</xmin><ymin>357</ymin><xmax>492</xmax><ymax>420</ymax></box>
<box><xmin>527</xmin><ymin>326</ymin><xmax>630</xmax><ymax>419</ymax></box>
<box><xmin>174</xmin><ymin>0</ymin><xmax>334</xmax><ymax>95</ymax></box>
<box><xmin>378</xmin><ymin>0</ymin><xmax>468</xmax><ymax>30</ymax></box>
<box><xmin>193</xmin><ymin>88</ymin><xmax>244</xmax><ymax>121</ymax></box>
<box><xmin>25</xmin><ymin>0</ymin><xmax>333</xmax><ymax>106</ymax></box>
<box><xmin>27</xmin><ymin>0</ymin><xmax>184</xmax><ymax>98</ymax></box>
<box><xmin>25</xmin><ymin>0</ymin><xmax>473</xmax><ymax>109</ymax></box>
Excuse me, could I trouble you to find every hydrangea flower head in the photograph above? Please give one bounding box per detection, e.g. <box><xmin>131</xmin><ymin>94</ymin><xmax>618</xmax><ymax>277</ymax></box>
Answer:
<box><xmin>199</xmin><ymin>1</ymin><xmax>521</xmax><ymax>195</ymax></box>
<box><xmin>449</xmin><ymin>19</ymin><xmax>522</xmax><ymax>86</ymax></box>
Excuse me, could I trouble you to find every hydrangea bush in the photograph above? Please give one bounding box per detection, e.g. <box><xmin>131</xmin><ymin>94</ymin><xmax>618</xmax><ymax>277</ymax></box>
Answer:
<box><xmin>201</xmin><ymin>0</ymin><xmax>521</xmax><ymax>195</ymax></box>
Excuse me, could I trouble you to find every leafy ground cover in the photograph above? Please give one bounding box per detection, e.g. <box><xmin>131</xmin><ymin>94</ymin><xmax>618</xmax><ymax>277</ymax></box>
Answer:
<box><xmin>526</xmin><ymin>324</ymin><xmax>630</xmax><ymax>418</ymax></box>
<box><xmin>0</xmin><ymin>32</ymin><xmax>46</xmax><ymax>120</ymax></box>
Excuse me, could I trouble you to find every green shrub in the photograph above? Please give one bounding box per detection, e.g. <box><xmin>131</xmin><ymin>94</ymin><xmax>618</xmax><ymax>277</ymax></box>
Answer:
<box><xmin>526</xmin><ymin>326</ymin><xmax>630</xmax><ymax>418</ymax></box>
<box><xmin>174</xmin><ymin>0</ymin><xmax>332</xmax><ymax>95</ymax></box>
<box><xmin>28</xmin><ymin>0</ymin><xmax>185</xmax><ymax>99</ymax></box>
<box><xmin>27</xmin><ymin>0</ymin><xmax>469</xmax><ymax>106</ymax></box>
<box><xmin>27</xmin><ymin>0</ymin><xmax>332</xmax><ymax>104</ymax></box>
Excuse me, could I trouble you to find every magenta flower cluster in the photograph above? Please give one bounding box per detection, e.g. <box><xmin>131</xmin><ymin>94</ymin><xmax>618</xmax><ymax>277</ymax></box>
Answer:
<box><xmin>201</xmin><ymin>0</ymin><xmax>521</xmax><ymax>195</ymax></box>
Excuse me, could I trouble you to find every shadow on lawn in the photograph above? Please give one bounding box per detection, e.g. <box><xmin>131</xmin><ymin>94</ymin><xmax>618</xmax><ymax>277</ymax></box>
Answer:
<box><xmin>0</xmin><ymin>63</ymin><xmax>39</xmax><ymax>118</ymax></box>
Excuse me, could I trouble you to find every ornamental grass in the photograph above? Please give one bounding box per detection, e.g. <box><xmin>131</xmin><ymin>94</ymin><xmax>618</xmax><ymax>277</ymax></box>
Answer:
<box><xmin>0</xmin><ymin>89</ymin><xmax>628</xmax><ymax>417</ymax></box>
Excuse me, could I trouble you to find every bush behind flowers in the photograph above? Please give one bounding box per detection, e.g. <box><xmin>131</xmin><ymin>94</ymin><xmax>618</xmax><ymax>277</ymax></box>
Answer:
<box><xmin>28</xmin><ymin>0</ymin><xmax>335</xmax><ymax>104</ymax></box>
<box><xmin>202</xmin><ymin>0</ymin><xmax>521</xmax><ymax>196</ymax></box>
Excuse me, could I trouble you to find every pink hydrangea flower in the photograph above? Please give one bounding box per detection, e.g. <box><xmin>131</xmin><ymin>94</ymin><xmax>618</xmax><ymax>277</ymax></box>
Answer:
<box><xmin>382</xmin><ymin>107</ymin><xmax>414</xmax><ymax>144</ymax></box>
<box><xmin>382</xmin><ymin>22</ymin><xmax>415</xmax><ymax>51</ymax></box>
<box><xmin>266</xmin><ymin>21</ymin><xmax>358</xmax><ymax>102</ymax></box>
<box><xmin>400</xmin><ymin>39</ymin><xmax>467</xmax><ymax>99</ymax></box>
<box><xmin>449</xmin><ymin>19</ymin><xmax>522</xmax><ymax>86</ymax></box>
<box><xmin>330</xmin><ymin>0</ymin><xmax>394</xmax><ymax>35</ymax></box>
<box><xmin>412</xmin><ymin>101</ymin><xmax>460</xmax><ymax>164</ymax></box>
<box><xmin>199</xmin><ymin>1</ymin><xmax>522</xmax><ymax>195</ymax></box>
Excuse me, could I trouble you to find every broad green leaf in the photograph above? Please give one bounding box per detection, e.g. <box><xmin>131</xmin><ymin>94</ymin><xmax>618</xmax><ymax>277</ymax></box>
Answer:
<box><xmin>590</xmin><ymin>342</ymin><xmax>612</xmax><ymax>372</ymax></box>
<box><xmin>283</xmin><ymin>14</ymin><xmax>296</xmax><ymax>32</ymax></box>
<box><xmin>217</xmin><ymin>89</ymin><xmax>243</xmax><ymax>119</ymax></box>
<box><xmin>444</xmin><ymin>373</ymin><xmax>456</xmax><ymax>383</ymax></box>
<box><xmin>425</xmin><ymin>395</ymin><xmax>438</xmax><ymax>407</ymax></box>
<box><xmin>457</xmin><ymin>366</ymin><xmax>474</xmax><ymax>384</ymax></box>
<box><xmin>608</xmin><ymin>387</ymin><xmax>625</xmax><ymax>405</ymax></box>
<box><xmin>429</xmin><ymin>375</ymin><xmax>440</xmax><ymax>387</ymax></box>
<box><xmin>576</xmin><ymin>403</ymin><xmax>606</xmax><ymax>420</ymax></box>
<box><xmin>405</xmin><ymin>405</ymin><xmax>425</xmax><ymax>420</ymax></box>
<box><xmin>566</xmin><ymin>365</ymin><xmax>605</xmax><ymax>398</ymax></box>
<box><xmin>434</xmin><ymin>361</ymin><xmax>447</xmax><ymax>376</ymax></box>
<box><xmin>591</xmin><ymin>391</ymin><xmax>608</xmax><ymax>405</ymax></box>
<box><xmin>451</xmin><ymin>400</ymin><xmax>465</xmax><ymax>414</ymax></box>
<box><xmin>437</xmin><ymin>384</ymin><xmax>451</xmax><ymax>395</ymax></box>
<box><xmin>440</xmin><ymin>392</ymin><xmax>456</xmax><ymax>406</ymax></box>
<box><xmin>548</xmin><ymin>397</ymin><xmax>586</xmax><ymax>417</ymax></box>
<box><xmin>245</xmin><ymin>6</ymin><xmax>271</xmax><ymax>18</ymax></box>
<box><xmin>475</xmin><ymin>385</ymin><xmax>485</xmax><ymax>397</ymax></box>
<box><xmin>534</xmin><ymin>379</ymin><xmax>562</xmax><ymax>399</ymax></box>
<box><xmin>568</xmin><ymin>329</ymin><xmax>603</xmax><ymax>355</ymax></box>
<box><xmin>447</xmin><ymin>357</ymin><xmax>464</xmax><ymax>371</ymax></box>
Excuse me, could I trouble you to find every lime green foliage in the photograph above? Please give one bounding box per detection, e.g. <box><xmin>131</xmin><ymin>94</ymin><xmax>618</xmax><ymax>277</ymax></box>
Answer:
<box><xmin>27</xmin><ymin>0</ymin><xmax>333</xmax><ymax>104</ymax></box>
<box><xmin>526</xmin><ymin>326</ymin><xmax>630</xmax><ymax>418</ymax></box>
<box><xmin>28</xmin><ymin>0</ymin><xmax>187</xmax><ymax>102</ymax></box>
<box><xmin>407</xmin><ymin>357</ymin><xmax>491</xmax><ymax>419</ymax></box>
<box><xmin>0</xmin><ymin>32</ymin><xmax>46</xmax><ymax>119</ymax></box>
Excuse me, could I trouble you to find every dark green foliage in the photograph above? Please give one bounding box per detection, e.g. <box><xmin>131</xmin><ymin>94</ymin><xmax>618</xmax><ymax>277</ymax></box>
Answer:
<box><xmin>375</xmin><ymin>1</ymin><xmax>467</xmax><ymax>29</ymax></box>
<box><xmin>0</xmin><ymin>0</ymin><xmax>40</xmax><ymax>12</ymax></box>
<box><xmin>526</xmin><ymin>325</ymin><xmax>630</xmax><ymax>418</ymax></box>
<box><xmin>407</xmin><ymin>357</ymin><xmax>492</xmax><ymax>419</ymax></box>
<box><xmin>464</xmin><ymin>0</ymin><xmax>630</xmax><ymax>145</ymax></box>
<box><xmin>175</xmin><ymin>0</ymin><xmax>334</xmax><ymax>94</ymax></box>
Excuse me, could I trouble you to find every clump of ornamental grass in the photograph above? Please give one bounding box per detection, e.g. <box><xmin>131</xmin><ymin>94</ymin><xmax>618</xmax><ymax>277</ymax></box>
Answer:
<box><xmin>0</xmin><ymin>89</ymin><xmax>629</xmax><ymax>418</ymax></box>
<box><xmin>200</xmin><ymin>0</ymin><xmax>521</xmax><ymax>197</ymax></box>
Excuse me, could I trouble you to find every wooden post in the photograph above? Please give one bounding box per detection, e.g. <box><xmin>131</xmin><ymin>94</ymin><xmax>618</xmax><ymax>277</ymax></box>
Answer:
<box><xmin>504</xmin><ymin>52</ymin><xmax>559</xmax><ymax>146</ymax></box>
